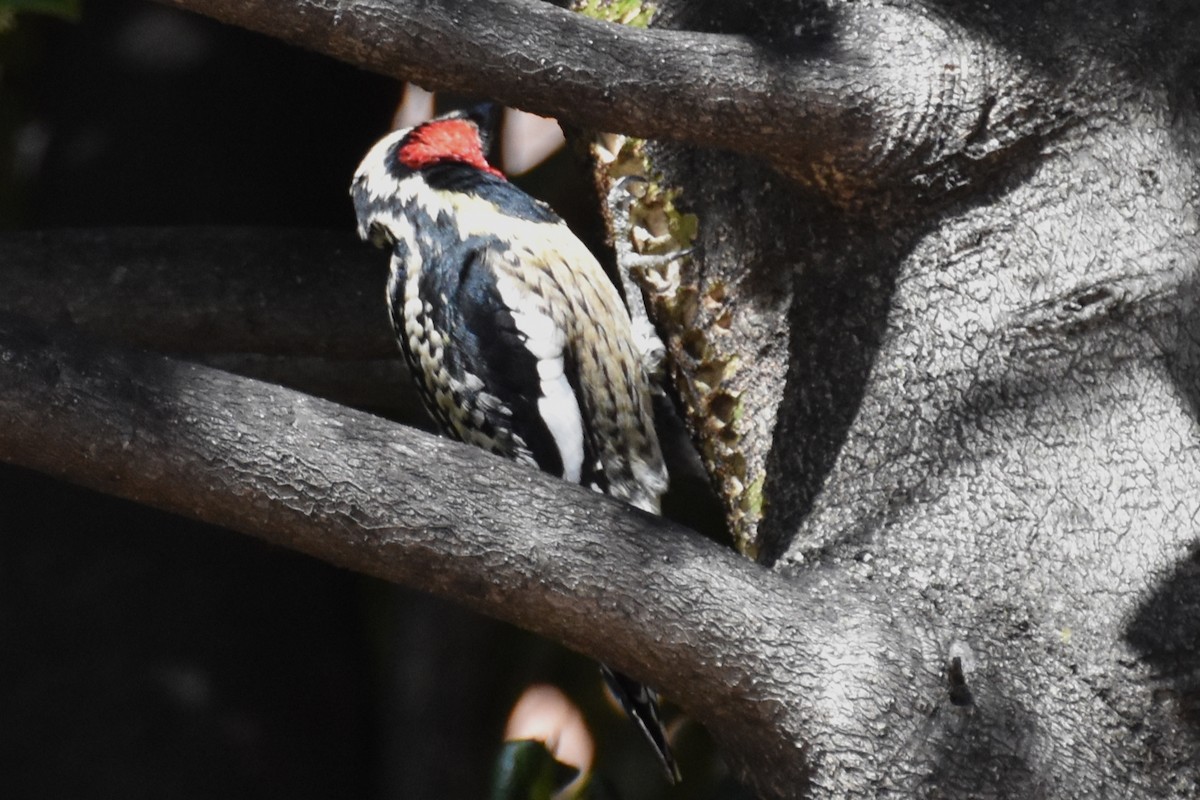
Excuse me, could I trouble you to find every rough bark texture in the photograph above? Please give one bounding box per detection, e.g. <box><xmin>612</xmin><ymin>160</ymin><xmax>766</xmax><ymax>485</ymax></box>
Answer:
<box><xmin>618</xmin><ymin>0</ymin><xmax>1200</xmax><ymax>796</ymax></box>
<box><xmin>0</xmin><ymin>312</ymin><xmax>939</xmax><ymax>796</ymax></box>
<box><xmin>152</xmin><ymin>0</ymin><xmax>1067</xmax><ymax>198</ymax></box>
<box><xmin>6</xmin><ymin>0</ymin><xmax>1197</xmax><ymax>797</ymax></box>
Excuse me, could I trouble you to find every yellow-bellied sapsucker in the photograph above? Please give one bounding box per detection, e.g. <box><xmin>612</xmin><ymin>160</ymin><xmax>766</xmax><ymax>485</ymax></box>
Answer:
<box><xmin>350</xmin><ymin>105</ymin><xmax>679</xmax><ymax>782</ymax></box>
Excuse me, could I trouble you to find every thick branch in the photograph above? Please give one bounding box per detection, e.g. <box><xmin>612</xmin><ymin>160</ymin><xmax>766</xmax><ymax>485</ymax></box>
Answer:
<box><xmin>0</xmin><ymin>311</ymin><xmax>935</xmax><ymax>794</ymax></box>
<box><xmin>0</xmin><ymin>312</ymin><xmax>726</xmax><ymax>670</ymax></box>
<box><xmin>152</xmin><ymin>0</ymin><xmax>1042</xmax><ymax>195</ymax></box>
<box><xmin>154</xmin><ymin>0</ymin><xmax>846</xmax><ymax>154</ymax></box>
<box><xmin>2</xmin><ymin>228</ymin><xmax>389</xmax><ymax>358</ymax></box>
<box><xmin>0</xmin><ymin>228</ymin><xmax>423</xmax><ymax>415</ymax></box>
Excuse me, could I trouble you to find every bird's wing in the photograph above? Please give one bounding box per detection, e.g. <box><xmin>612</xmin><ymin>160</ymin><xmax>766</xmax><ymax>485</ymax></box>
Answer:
<box><xmin>516</xmin><ymin>236</ymin><xmax>668</xmax><ymax>513</ymax></box>
<box><xmin>441</xmin><ymin>242</ymin><xmax>588</xmax><ymax>481</ymax></box>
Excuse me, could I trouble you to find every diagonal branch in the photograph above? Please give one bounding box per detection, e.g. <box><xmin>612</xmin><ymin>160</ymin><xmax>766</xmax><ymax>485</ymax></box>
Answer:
<box><xmin>153</xmin><ymin>0</ymin><xmax>853</xmax><ymax>156</ymax></box>
<box><xmin>152</xmin><ymin>0</ymin><xmax>1043</xmax><ymax>195</ymax></box>
<box><xmin>0</xmin><ymin>309</ymin><xmax>708</xmax><ymax>666</ymax></box>
<box><xmin>0</xmin><ymin>310</ymin><xmax>932</xmax><ymax>794</ymax></box>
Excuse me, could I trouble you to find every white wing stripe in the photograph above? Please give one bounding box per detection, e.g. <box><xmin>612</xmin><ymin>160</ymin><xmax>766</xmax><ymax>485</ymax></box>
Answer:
<box><xmin>495</xmin><ymin>275</ymin><xmax>585</xmax><ymax>482</ymax></box>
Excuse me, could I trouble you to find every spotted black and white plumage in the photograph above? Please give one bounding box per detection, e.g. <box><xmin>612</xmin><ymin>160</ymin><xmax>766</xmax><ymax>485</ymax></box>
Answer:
<box><xmin>351</xmin><ymin>106</ymin><xmax>678</xmax><ymax>781</ymax></box>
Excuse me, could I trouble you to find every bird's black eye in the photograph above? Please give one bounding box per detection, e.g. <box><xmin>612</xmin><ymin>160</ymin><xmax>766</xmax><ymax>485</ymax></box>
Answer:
<box><xmin>370</xmin><ymin>223</ymin><xmax>394</xmax><ymax>248</ymax></box>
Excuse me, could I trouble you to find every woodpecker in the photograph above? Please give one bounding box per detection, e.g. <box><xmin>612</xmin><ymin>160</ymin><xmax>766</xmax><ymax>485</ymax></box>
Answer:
<box><xmin>350</xmin><ymin>105</ymin><xmax>679</xmax><ymax>782</ymax></box>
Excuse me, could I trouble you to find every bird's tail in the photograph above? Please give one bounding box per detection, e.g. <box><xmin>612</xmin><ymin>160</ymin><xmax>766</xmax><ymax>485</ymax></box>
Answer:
<box><xmin>600</xmin><ymin>663</ymin><xmax>682</xmax><ymax>784</ymax></box>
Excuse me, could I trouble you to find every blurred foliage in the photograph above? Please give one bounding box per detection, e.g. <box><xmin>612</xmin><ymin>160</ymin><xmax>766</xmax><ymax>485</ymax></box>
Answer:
<box><xmin>0</xmin><ymin>0</ymin><xmax>76</xmax><ymax>227</ymax></box>
<box><xmin>488</xmin><ymin>730</ymin><xmax>754</xmax><ymax>800</ymax></box>
<box><xmin>0</xmin><ymin>0</ymin><xmax>79</xmax><ymax>30</ymax></box>
<box><xmin>491</xmin><ymin>739</ymin><xmax>585</xmax><ymax>800</ymax></box>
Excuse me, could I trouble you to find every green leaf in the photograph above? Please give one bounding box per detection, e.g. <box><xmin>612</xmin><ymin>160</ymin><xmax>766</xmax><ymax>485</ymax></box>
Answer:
<box><xmin>0</xmin><ymin>0</ymin><xmax>80</xmax><ymax>21</ymax></box>
<box><xmin>490</xmin><ymin>739</ymin><xmax>582</xmax><ymax>800</ymax></box>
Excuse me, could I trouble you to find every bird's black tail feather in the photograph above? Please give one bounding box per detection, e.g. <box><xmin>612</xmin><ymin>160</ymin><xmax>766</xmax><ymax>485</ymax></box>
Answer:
<box><xmin>600</xmin><ymin>663</ymin><xmax>682</xmax><ymax>784</ymax></box>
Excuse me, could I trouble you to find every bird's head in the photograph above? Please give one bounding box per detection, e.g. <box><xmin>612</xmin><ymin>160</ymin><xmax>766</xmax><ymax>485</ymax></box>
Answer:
<box><xmin>351</xmin><ymin>104</ymin><xmax>504</xmax><ymax>247</ymax></box>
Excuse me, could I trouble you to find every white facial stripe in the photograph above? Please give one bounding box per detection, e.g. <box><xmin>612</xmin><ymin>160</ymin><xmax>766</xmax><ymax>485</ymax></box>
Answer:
<box><xmin>352</xmin><ymin>126</ymin><xmax>445</xmax><ymax>244</ymax></box>
<box><xmin>352</xmin><ymin>129</ymin><xmax>408</xmax><ymax>189</ymax></box>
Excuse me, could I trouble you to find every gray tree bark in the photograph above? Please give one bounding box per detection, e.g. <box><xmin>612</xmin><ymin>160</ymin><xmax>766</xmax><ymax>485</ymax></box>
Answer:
<box><xmin>4</xmin><ymin>0</ymin><xmax>1199</xmax><ymax>797</ymax></box>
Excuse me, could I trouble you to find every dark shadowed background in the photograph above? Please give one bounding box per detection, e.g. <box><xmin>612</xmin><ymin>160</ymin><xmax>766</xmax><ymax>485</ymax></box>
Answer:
<box><xmin>0</xmin><ymin>3</ymin><xmax>730</xmax><ymax>797</ymax></box>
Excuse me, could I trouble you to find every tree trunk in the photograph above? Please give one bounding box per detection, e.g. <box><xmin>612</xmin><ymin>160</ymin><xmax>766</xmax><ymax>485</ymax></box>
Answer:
<box><xmin>3</xmin><ymin>0</ymin><xmax>1198</xmax><ymax>797</ymax></box>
